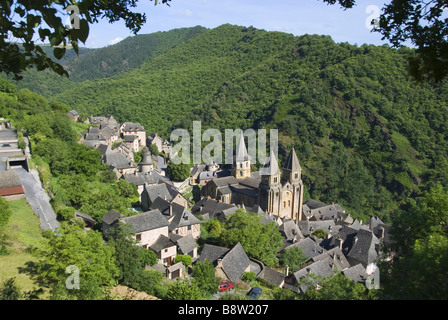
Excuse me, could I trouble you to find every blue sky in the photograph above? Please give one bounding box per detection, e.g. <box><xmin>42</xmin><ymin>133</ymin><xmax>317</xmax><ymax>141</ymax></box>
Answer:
<box><xmin>84</xmin><ymin>0</ymin><xmax>391</xmax><ymax>48</ymax></box>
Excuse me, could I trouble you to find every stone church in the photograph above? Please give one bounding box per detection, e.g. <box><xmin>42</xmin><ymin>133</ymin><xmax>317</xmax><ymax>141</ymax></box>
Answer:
<box><xmin>201</xmin><ymin>133</ymin><xmax>304</xmax><ymax>221</ymax></box>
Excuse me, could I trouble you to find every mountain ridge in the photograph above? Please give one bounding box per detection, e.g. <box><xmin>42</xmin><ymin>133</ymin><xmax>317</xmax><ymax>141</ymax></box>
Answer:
<box><xmin>5</xmin><ymin>23</ymin><xmax>448</xmax><ymax>222</ymax></box>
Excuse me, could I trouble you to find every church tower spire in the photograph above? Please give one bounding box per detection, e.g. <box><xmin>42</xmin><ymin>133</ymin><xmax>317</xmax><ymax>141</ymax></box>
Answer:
<box><xmin>282</xmin><ymin>146</ymin><xmax>302</xmax><ymax>183</ymax></box>
<box><xmin>232</xmin><ymin>132</ymin><xmax>251</xmax><ymax>179</ymax></box>
<box><xmin>281</xmin><ymin>146</ymin><xmax>304</xmax><ymax>221</ymax></box>
<box><xmin>260</xmin><ymin>149</ymin><xmax>280</xmax><ymax>186</ymax></box>
<box><xmin>258</xmin><ymin>149</ymin><xmax>281</xmax><ymax>216</ymax></box>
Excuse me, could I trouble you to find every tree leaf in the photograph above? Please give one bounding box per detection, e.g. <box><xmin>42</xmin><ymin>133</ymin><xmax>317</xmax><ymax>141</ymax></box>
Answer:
<box><xmin>53</xmin><ymin>47</ymin><xmax>66</xmax><ymax>60</ymax></box>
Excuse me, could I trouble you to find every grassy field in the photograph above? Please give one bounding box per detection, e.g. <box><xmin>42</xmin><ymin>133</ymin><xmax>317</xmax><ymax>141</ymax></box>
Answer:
<box><xmin>0</xmin><ymin>199</ymin><xmax>46</xmax><ymax>294</ymax></box>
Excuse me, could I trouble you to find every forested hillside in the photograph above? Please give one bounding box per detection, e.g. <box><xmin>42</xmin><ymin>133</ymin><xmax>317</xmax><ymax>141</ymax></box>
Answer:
<box><xmin>7</xmin><ymin>24</ymin><xmax>448</xmax><ymax>223</ymax></box>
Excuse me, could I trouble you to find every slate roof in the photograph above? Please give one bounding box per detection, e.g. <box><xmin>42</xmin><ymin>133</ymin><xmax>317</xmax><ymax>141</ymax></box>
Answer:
<box><xmin>123</xmin><ymin>171</ymin><xmax>168</xmax><ymax>186</ymax></box>
<box><xmin>304</xmin><ymin>199</ymin><xmax>328</xmax><ymax>210</ymax></box>
<box><xmin>259</xmin><ymin>150</ymin><xmax>280</xmax><ymax>176</ymax></box>
<box><xmin>0</xmin><ymin>170</ymin><xmax>22</xmax><ymax>189</ymax></box>
<box><xmin>149</xmin><ymin>234</ymin><xmax>176</xmax><ymax>252</ymax></box>
<box><xmin>198</xmin><ymin>244</ymin><xmax>229</xmax><ymax>265</ymax></box>
<box><xmin>238</xmin><ymin>177</ymin><xmax>261</xmax><ymax>189</ymax></box>
<box><xmin>101</xmin><ymin>210</ymin><xmax>124</xmax><ymax>225</ymax></box>
<box><xmin>261</xmin><ymin>267</ymin><xmax>285</xmax><ymax>287</ymax></box>
<box><xmin>198</xmin><ymin>171</ymin><xmax>215</xmax><ymax>180</ymax></box>
<box><xmin>279</xmin><ymin>219</ymin><xmax>305</xmax><ymax>241</ymax></box>
<box><xmin>191</xmin><ymin>198</ymin><xmax>237</xmax><ymax>220</ymax></box>
<box><xmin>140</xmin><ymin>150</ymin><xmax>153</xmax><ymax>165</ymax></box>
<box><xmin>285</xmin><ymin>237</ymin><xmax>325</xmax><ymax>259</ymax></box>
<box><xmin>311</xmin><ymin>246</ymin><xmax>350</xmax><ymax>271</ymax></box>
<box><xmin>104</xmin><ymin>152</ymin><xmax>135</xmax><ymax>170</ymax></box>
<box><xmin>235</xmin><ymin>132</ymin><xmax>250</xmax><ymax>162</ymax></box>
<box><xmin>121</xmin><ymin>122</ymin><xmax>145</xmax><ymax>132</ymax></box>
<box><xmin>169</xmin><ymin>208</ymin><xmax>201</xmax><ymax>232</ymax></box>
<box><xmin>297</xmin><ymin>220</ymin><xmax>336</xmax><ymax>237</ymax></box>
<box><xmin>282</xmin><ymin>147</ymin><xmax>301</xmax><ymax>172</ymax></box>
<box><xmin>144</xmin><ymin>183</ymin><xmax>174</xmax><ymax>204</ymax></box>
<box><xmin>342</xmin><ymin>263</ymin><xmax>367</xmax><ymax>283</ymax></box>
<box><xmin>75</xmin><ymin>211</ymin><xmax>96</xmax><ymax>225</ymax></box>
<box><xmin>174</xmin><ymin>234</ymin><xmax>198</xmax><ymax>255</ymax></box>
<box><xmin>150</xmin><ymin>197</ymin><xmax>174</xmax><ymax>215</ymax></box>
<box><xmin>124</xmin><ymin>135</ymin><xmax>136</xmax><ymax>142</ymax></box>
<box><xmin>293</xmin><ymin>257</ymin><xmax>336</xmax><ymax>293</ymax></box>
<box><xmin>221</xmin><ymin>243</ymin><xmax>251</xmax><ymax>283</ymax></box>
<box><xmin>190</xmin><ymin>164</ymin><xmax>206</xmax><ymax>178</ymax></box>
<box><xmin>122</xmin><ymin>209</ymin><xmax>169</xmax><ymax>233</ymax></box>
<box><xmin>323</xmin><ymin>226</ymin><xmax>359</xmax><ymax>253</ymax></box>
<box><xmin>347</xmin><ymin>229</ymin><xmax>379</xmax><ymax>266</ymax></box>
<box><xmin>211</xmin><ymin>176</ymin><xmax>239</xmax><ymax>188</ymax></box>
<box><xmin>230</xmin><ymin>184</ymin><xmax>258</xmax><ymax>197</ymax></box>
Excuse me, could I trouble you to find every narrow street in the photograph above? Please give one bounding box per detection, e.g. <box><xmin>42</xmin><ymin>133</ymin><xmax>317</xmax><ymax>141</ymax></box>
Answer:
<box><xmin>14</xmin><ymin>166</ymin><xmax>60</xmax><ymax>232</ymax></box>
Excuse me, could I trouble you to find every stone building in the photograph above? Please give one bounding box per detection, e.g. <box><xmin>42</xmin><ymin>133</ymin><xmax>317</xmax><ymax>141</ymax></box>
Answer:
<box><xmin>202</xmin><ymin>133</ymin><xmax>304</xmax><ymax>221</ymax></box>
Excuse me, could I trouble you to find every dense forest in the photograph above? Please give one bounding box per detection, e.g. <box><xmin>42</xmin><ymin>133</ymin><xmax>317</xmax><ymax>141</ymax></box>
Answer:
<box><xmin>1</xmin><ymin>23</ymin><xmax>448</xmax><ymax>299</ymax></box>
<box><xmin>0</xmin><ymin>79</ymin><xmax>139</xmax><ymax>224</ymax></box>
<box><xmin>7</xmin><ymin>24</ymin><xmax>448</xmax><ymax>225</ymax></box>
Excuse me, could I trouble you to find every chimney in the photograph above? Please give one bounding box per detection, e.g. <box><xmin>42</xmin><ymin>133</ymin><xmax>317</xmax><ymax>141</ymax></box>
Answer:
<box><xmin>217</xmin><ymin>259</ymin><xmax>223</xmax><ymax>269</ymax></box>
<box><xmin>285</xmin><ymin>265</ymin><xmax>289</xmax><ymax>277</ymax></box>
<box><xmin>169</xmin><ymin>204</ymin><xmax>172</xmax><ymax>217</ymax></box>
<box><xmin>379</xmin><ymin>226</ymin><xmax>385</xmax><ymax>240</ymax></box>
<box><xmin>335</xmin><ymin>237</ymin><xmax>343</xmax><ymax>250</ymax></box>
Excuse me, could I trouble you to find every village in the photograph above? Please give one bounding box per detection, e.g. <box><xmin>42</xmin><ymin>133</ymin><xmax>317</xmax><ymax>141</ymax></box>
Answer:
<box><xmin>1</xmin><ymin>111</ymin><xmax>389</xmax><ymax>299</ymax></box>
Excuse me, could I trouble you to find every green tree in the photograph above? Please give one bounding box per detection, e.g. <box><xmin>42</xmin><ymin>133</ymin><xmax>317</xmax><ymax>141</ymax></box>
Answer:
<box><xmin>106</xmin><ymin>223</ymin><xmax>156</xmax><ymax>288</ymax></box>
<box><xmin>35</xmin><ymin>223</ymin><xmax>118</xmax><ymax>299</ymax></box>
<box><xmin>149</xmin><ymin>143</ymin><xmax>160</xmax><ymax>156</ymax></box>
<box><xmin>312</xmin><ymin>228</ymin><xmax>327</xmax><ymax>239</ymax></box>
<box><xmin>167</xmin><ymin>278</ymin><xmax>203</xmax><ymax>300</ymax></box>
<box><xmin>200</xmin><ymin>218</ymin><xmax>222</xmax><ymax>242</ymax></box>
<box><xmin>175</xmin><ymin>254</ymin><xmax>193</xmax><ymax>267</ymax></box>
<box><xmin>279</xmin><ymin>246</ymin><xmax>308</xmax><ymax>271</ymax></box>
<box><xmin>167</xmin><ymin>161</ymin><xmax>191</xmax><ymax>181</ymax></box>
<box><xmin>0</xmin><ymin>278</ymin><xmax>21</xmax><ymax>300</ymax></box>
<box><xmin>56</xmin><ymin>207</ymin><xmax>75</xmax><ymax>222</ymax></box>
<box><xmin>382</xmin><ymin>184</ymin><xmax>448</xmax><ymax>299</ymax></box>
<box><xmin>303</xmin><ymin>272</ymin><xmax>376</xmax><ymax>300</ymax></box>
<box><xmin>221</xmin><ymin>209</ymin><xmax>283</xmax><ymax>266</ymax></box>
<box><xmin>0</xmin><ymin>196</ymin><xmax>12</xmax><ymax>230</ymax></box>
<box><xmin>192</xmin><ymin>260</ymin><xmax>221</xmax><ymax>298</ymax></box>
<box><xmin>0</xmin><ymin>0</ymin><xmax>171</xmax><ymax>79</ymax></box>
<box><xmin>322</xmin><ymin>0</ymin><xmax>448</xmax><ymax>83</ymax></box>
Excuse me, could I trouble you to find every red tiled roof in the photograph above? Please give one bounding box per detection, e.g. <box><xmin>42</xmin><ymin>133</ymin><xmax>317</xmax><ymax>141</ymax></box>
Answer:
<box><xmin>0</xmin><ymin>186</ymin><xmax>25</xmax><ymax>196</ymax></box>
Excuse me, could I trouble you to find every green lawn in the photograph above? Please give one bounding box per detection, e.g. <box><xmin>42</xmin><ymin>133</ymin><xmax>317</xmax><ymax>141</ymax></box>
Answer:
<box><xmin>0</xmin><ymin>199</ymin><xmax>46</xmax><ymax>294</ymax></box>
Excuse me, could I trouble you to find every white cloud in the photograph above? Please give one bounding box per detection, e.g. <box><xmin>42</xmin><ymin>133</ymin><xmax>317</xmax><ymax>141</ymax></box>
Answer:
<box><xmin>180</xmin><ymin>9</ymin><xmax>193</xmax><ymax>17</ymax></box>
<box><xmin>108</xmin><ymin>37</ymin><xmax>123</xmax><ymax>45</ymax></box>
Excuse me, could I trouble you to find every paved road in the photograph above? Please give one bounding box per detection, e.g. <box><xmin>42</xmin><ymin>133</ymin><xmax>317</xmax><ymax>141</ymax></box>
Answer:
<box><xmin>14</xmin><ymin>167</ymin><xmax>60</xmax><ymax>232</ymax></box>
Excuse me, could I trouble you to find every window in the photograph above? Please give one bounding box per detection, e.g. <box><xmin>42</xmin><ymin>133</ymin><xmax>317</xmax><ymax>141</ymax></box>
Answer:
<box><xmin>283</xmin><ymin>201</ymin><xmax>286</xmax><ymax>208</ymax></box>
<box><xmin>187</xmin><ymin>225</ymin><xmax>191</xmax><ymax>231</ymax></box>
<box><xmin>136</xmin><ymin>233</ymin><xmax>141</xmax><ymax>240</ymax></box>
<box><xmin>295</xmin><ymin>173</ymin><xmax>298</xmax><ymax>179</ymax></box>
<box><xmin>288</xmin><ymin>200</ymin><xmax>291</xmax><ymax>207</ymax></box>
<box><xmin>273</xmin><ymin>177</ymin><xmax>278</xmax><ymax>183</ymax></box>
